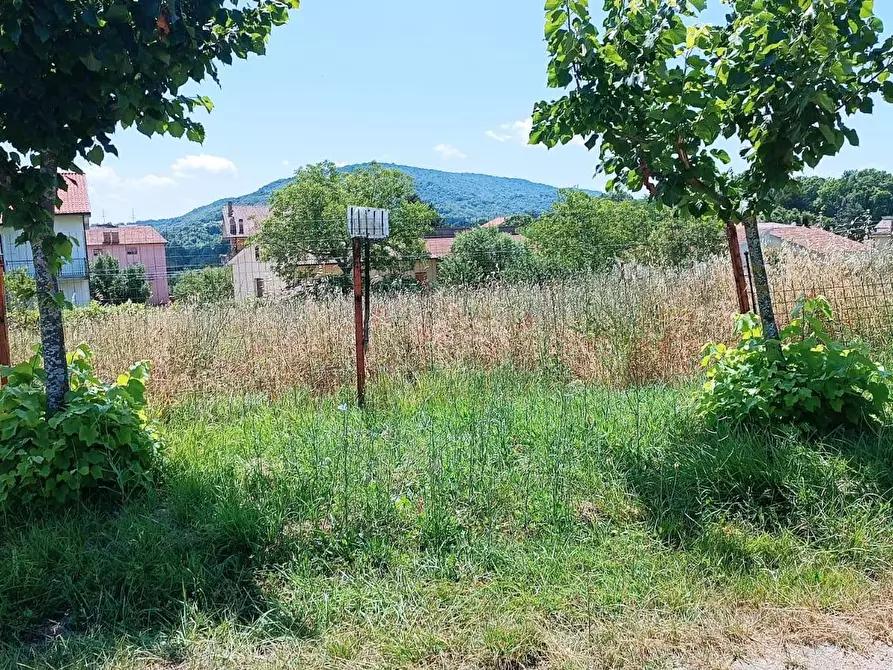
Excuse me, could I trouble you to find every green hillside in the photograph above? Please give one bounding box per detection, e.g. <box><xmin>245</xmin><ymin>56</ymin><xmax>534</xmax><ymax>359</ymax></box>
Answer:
<box><xmin>136</xmin><ymin>163</ymin><xmax>600</xmax><ymax>269</ymax></box>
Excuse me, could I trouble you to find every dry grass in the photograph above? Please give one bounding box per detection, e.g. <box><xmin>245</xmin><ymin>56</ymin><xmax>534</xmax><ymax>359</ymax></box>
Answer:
<box><xmin>9</xmin><ymin>247</ymin><xmax>893</xmax><ymax>405</ymax></box>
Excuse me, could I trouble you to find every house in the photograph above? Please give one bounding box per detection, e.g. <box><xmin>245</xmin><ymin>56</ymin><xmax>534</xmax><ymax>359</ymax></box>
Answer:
<box><xmin>222</xmin><ymin>202</ymin><xmax>270</xmax><ymax>255</ymax></box>
<box><xmin>86</xmin><ymin>225</ymin><xmax>170</xmax><ymax>305</ymax></box>
<box><xmin>228</xmin><ymin>243</ymin><xmax>287</xmax><ymax>300</ymax></box>
<box><xmin>736</xmin><ymin>223</ymin><xmax>866</xmax><ymax>263</ymax></box>
<box><xmin>0</xmin><ymin>172</ymin><xmax>92</xmax><ymax>306</ymax></box>
<box><xmin>869</xmin><ymin>217</ymin><xmax>893</xmax><ymax>248</ymax></box>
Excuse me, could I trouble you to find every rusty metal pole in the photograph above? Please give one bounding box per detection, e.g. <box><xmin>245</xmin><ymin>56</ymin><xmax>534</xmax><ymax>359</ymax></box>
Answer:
<box><xmin>352</xmin><ymin>237</ymin><xmax>366</xmax><ymax>408</ymax></box>
<box><xmin>0</xmin><ymin>254</ymin><xmax>11</xmax><ymax>386</ymax></box>
<box><xmin>724</xmin><ymin>221</ymin><xmax>751</xmax><ymax>314</ymax></box>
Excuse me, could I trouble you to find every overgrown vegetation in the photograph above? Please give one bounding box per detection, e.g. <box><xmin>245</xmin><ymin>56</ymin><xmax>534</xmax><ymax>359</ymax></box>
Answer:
<box><xmin>90</xmin><ymin>255</ymin><xmax>151</xmax><ymax>305</ymax></box>
<box><xmin>171</xmin><ymin>266</ymin><xmax>234</xmax><ymax>304</ymax></box>
<box><xmin>701</xmin><ymin>297</ymin><xmax>890</xmax><ymax>429</ymax></box>
<box><xmin>1</xmin><ymin>372</ymin><xmax>893</xmax><ymax>668</ymax></box>
<box><xmin>0</xmin><ymin>344</ymin><xmax>159</xmax><ymax>508</ymax></box>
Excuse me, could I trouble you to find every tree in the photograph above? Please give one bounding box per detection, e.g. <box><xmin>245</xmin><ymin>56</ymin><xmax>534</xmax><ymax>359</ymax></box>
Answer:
<box><xmin>531</xmin><ymin>0</ymin><xmax>893</xmax><ymax>339</ymax></box>
<box><xmin>525</xmin><ymin>191</ymin><xmax>639</xmax><ymax>272</ymax></box>
<box><xmin>0</xmin><ymin>0</ymin><xmax>298</xmax><ymax>414</ymax></box>
<box><xmin>257</xmin><ymin>162</ymin><xmax>439</xmax><ymax>287</ymax></box>
<box><xmin>90</xmin><ymin>255</ymin><xmax>149</xmax><ymax>305</ymax></box>
<box><xmin>171</xmin><ymin>267</ymin><xmax>233</xmax><ymax>304</ymax></box>
<box><xmin>438</xmin><ymin>227</ymin><xmax>536</xmax><ymax>286</ymax></box>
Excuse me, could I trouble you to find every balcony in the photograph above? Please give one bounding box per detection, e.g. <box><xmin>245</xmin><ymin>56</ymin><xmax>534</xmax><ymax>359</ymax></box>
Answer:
<box><xmin>4</xmin><ymin>257</ymin><xmax>89</xmax><ymax>281</ymax></box>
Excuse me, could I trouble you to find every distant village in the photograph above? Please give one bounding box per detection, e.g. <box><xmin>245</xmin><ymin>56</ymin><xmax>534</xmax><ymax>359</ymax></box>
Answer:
<box><xmin>1</xmin><ymin>173</ymin><xmax>889</xmax><ymax>307</ymax></box>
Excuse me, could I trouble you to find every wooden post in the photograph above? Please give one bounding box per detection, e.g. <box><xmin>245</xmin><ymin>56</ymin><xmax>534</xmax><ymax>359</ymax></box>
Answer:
<box><xmin>0</xmin><ymin>254</ymin><xmax>11</xmax><ymax>386</ymax></box>
<box><xmin>352</xmin><ymin>237</ymin><xmax>366</xmax><ymax>408</ymax></box>
<box><xmin>724</xmin><ymin>221</ymin><xmax>751</xmax><ymax>314</ymax></box>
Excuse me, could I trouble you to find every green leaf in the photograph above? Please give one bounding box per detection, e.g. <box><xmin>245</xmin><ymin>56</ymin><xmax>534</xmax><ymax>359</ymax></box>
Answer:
<box><xmin>85</xmin><ymin>146</ymin><xmax>104</xmax><ymax>165</ymax></box>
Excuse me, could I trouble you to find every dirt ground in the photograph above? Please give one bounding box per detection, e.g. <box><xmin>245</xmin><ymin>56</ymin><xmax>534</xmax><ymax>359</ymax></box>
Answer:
<box><xmin>731</xmin><ymin>643</ymin><xmax>893</xmax><ymax>669</ymax></box>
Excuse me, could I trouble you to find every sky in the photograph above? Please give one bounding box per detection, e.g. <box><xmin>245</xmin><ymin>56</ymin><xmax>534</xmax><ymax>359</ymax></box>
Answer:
<box><xmin>83</xmin><ymin>1</ymin><xmax>893</xmax><ymax>224</ymax></box>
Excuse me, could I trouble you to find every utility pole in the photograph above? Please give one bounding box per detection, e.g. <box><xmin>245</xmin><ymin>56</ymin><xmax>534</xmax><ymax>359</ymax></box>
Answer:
<box><xmin>0</xmin><ymin>250</ymin><xmax>12</xmax><ymax>386</ymax></box>
<box><xmin>347</xmin><ymin>206</ymin><xmax>390</xmax><ymax>409</ymax></box>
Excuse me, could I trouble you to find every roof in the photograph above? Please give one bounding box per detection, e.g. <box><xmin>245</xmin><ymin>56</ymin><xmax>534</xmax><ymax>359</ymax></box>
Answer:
<box><xmin>481</xmin><ymin>217</ymin><xmax>508</xmax><ymax>229</ymax></box>
<box><xmin>425</xmin><ymin>232</ymin><xmax>526</xmax><ymax>259</ymax></box>
<box><xmin>425</xmin><ymin>237</ymin><xmax>456</xmax><ymax>259</ymax></box>
<box><xmin>736</xmin><ymin>223</ymin><xmax>866</xmax><ymax>255</ymax></box>
<box><xmin>873</xmin><ymin>218</ymin><xmax>893</xmax><ymax>237</ymax></box>
<box><xmin>222</xmin><ymin>204</ymin><xmax>271</xmax><ymax>238</ymax></box>
<box><xmin>86</xmin><ymin>225</ymin><xmax>167</xmax><ymax>246</ymax></box>
<box><xmin>56</xmin><ymin>173</ymin><xmax>91</xmax><ymax>215</ymax></box>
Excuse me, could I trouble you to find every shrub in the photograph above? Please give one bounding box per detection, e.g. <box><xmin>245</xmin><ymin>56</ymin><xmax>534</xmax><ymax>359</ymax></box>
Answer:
<box><xmin>171</xmin><ymin>266</ymin><xmax>234</xmax><ymax>304</ymax></box>
<box><xmin>90</xmin><ymin>255</ymin><xmax>151</xmax><ymax>305</ymax></box>
<box><xmin>699</xmin><ymin>297</ymin><xmax>890</xmax><ymax>429</ymax></box>
<box><xmin>0</xmin><ymin>344</ymin><xmax>161</xmax><ymax>507</ymax></box>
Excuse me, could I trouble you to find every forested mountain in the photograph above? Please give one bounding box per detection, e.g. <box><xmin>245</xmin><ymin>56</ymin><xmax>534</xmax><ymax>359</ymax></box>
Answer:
<box><xmin>136</xmin><ymin>163</ymin><xmax>601</xmax><ymax>269</ymax></box>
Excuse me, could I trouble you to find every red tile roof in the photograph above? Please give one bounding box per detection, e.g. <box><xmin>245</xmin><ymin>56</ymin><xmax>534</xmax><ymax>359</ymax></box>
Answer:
<box><xmin>481</xmin><ymin>217</ymin><xmax>508</xmax><ymax>228</ymax></box>
<box><xmin>86</xmin><ymin>225</ymin><xmax>167</xmax><ymax>246</ymax></box>
<box><xmin>222</xmin><ymin>204</ymin><xmax>271</xmax><ymax>238</ymax></box>
<box><xmin>57</xmin><ymin>173</ymin><xmax>91</xmax><ymax>215</ymax></box>
<box><xmin>736</xmin><ymin>223</ymin><xmax>866</xmax><ymax>255</ymax></box>
<box><xmin>425</xmin><ymin>237</ymin><xmax>456</xmax><ymax>259</ymax></box>
<box><xmin>424</xmin><ymin>232</ymin><xmax>526</xmax><ymax>259</ymax></box>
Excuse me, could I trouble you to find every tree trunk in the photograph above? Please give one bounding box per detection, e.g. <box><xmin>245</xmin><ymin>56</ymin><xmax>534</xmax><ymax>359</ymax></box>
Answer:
<box><xmin>34</xmin><ymin>159</ymin><xmax>70</xmax><ymax>415</ymax></box>
<box><xmin>741</xmin><ymin>216</ymin><xmax>780</xmax><ymax>340</ymax></box>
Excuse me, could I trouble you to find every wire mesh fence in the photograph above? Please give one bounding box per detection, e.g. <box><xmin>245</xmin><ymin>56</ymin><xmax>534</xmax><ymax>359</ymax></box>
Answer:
<box><xmin>7</xmin><ymin>238</ymin><xmax>893</xmax><ymax>405</ymax></box>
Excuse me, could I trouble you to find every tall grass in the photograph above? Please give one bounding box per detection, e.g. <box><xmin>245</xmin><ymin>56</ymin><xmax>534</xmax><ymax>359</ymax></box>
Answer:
<box><xmin>13</xmin><ymin>247</ymin><xmax>893</xmax><ymax>406</ymax></box>
<box><xmin>2</xmin><ymin>372</ymin><xmax>893</xmax><ymax>668</ymax></box>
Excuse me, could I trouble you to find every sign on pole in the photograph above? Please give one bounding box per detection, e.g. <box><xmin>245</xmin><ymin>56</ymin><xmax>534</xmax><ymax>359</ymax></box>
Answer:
<box><xmin>348</xmin><ymin>206</ymin><xmax>390</xmax><ymax>240</ymax></box>
<box><xmin>347</xmin><ymin>207</ymin><xmax>391</xmax><ymax>408</ymax></box>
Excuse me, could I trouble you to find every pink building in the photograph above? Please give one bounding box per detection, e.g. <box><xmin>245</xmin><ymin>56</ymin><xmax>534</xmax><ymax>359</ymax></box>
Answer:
<box><xmin>86</xmin><ymin>225</ymin><xmax>170</xmax><ymax>305</ymax></box>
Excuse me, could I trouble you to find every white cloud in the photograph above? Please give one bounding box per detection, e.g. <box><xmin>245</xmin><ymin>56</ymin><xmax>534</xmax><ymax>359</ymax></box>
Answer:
<box><xmin>282</xmin><ymin>160</ymin><xmax>291</xmax><ymax>167</ymax></box>
<box><xmin>134</xmin><ymin>174</ymin><xmax>177</xmax><ymax>188</ymax></box>
<box><xmin>83</xmin><ymin>164</ymin><xmax>123</xmax><ymax>185</ymax></box>
<box><xmin>434</xmin><ymin>144</ymin><xmax>467</xmax><ymax>160</ymax></box>
<box><xmin>485</xmin><ymin>118</ymin><xmax>533</xmax><ymax>146</ymax></box>
<box><xmin>171</xmin><ymin>153</ymin><xmax>237</xmax><ymax>177</ymax></box>
<box><xmin>335</xmin><ymin>161</ymin><xmax>349</xmax><ymax>168</ymax></box>
<box><xmin>83</xmin><ymin>165</ymin><xmax>175</xmax><ymax>189</ymax></box>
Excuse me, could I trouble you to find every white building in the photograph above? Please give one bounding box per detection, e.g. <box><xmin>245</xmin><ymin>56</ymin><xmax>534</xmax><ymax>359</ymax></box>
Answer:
<box><xmin>227</xmin><ymin>243</ymin><xmax>288</xmax><ymax>300</ymax></box>
<box><xmin>1</xmin><ymin>173</ymin><xmax>92</xmax><ymax>306</ymax></box>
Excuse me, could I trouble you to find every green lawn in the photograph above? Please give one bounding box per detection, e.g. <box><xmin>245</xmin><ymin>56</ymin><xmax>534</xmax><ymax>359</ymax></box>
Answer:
<box><xmin>3</xmin><ymin>372</ymin><xmax>893</xmax><ymax>669</ymax></box>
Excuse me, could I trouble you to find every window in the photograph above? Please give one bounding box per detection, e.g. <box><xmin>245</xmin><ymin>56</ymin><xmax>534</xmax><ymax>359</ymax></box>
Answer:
<box><xmin>238</xmin><ymin>219</ymin><xmax>245</xmax><ymax>235</ymax></box>
<box><xmin>254</xmin><ymin>277</ymin><xmax>265</xmax><ymax>298</ymax></box>
<box><xmin>254</xmin><ymin>246</ymin><xmax>261</xmax><ymax>262</ymax></box>
<box><xmin>126</xmin><ymin>247</ymin><xmax>138</xmax><ymax>256</ymax></box>
<box><xmin>93</xmin><ymin>249</ymin><xmax>105</xmax><ymax>257</ymax></box>
<box><xmin>229</xmin><ymin>222</ymin><xmax>237</xmax><ymax>236</ymax></box>
<box><xmin>415</xmin><ymin>271</ymin><xmax>428</xmax><ymax>283</ymax></box>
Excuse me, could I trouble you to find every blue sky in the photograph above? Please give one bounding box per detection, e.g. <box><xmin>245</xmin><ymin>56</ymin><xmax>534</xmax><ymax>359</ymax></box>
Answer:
<box><xmin>84</xmin><ymin>1</ymin><xmax>893</xmax><ymax>224</ymax></box>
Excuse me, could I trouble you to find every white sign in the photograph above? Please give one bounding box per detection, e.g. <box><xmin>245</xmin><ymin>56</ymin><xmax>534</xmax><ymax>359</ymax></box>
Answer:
<box><xmin>348</xmin><ymin>206</ymin><xmax>390</xmax><ymax>240</ymax></box>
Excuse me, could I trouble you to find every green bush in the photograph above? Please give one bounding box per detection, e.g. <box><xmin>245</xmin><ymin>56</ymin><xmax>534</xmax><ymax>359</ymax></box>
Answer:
<box><xmin>0</xmin><ymin>344</ymin><xmax>161</xmax><ymax>507</ymax></box>
<box><xmin>171</xmin><ymin>266</ymin><xmax>234</xmax><ymax>304</ymax></box>
<box><xmin>699</xmin><ymin>297</ymin><xmax>890</xmax><ymax>429</ymax></box>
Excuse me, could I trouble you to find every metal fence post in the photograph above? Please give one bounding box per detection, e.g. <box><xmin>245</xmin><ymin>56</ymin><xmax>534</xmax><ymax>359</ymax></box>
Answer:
<box><xmin>352</xmin><ymin>236</ymin><xmax>366</xmax><ymax>408</ymax></box>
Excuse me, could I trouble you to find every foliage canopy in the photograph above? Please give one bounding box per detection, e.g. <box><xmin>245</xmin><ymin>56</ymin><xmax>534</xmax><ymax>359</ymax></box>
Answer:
<box><xmin>258</xmin><ymin>162</ymin><xmax>438</xmax><ymax>286</ymax></box>
<box><xmin>531</xmin><ymin>0</ymin><xmax>893</xmax><ymax>222</ymax></box>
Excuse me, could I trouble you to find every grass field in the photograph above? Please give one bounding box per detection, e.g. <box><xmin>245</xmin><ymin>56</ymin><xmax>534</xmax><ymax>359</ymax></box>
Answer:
<box><xmin>3</xmin><ymin>371</ymin><xmax>893</xmax><ymax>669</ymax></box>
